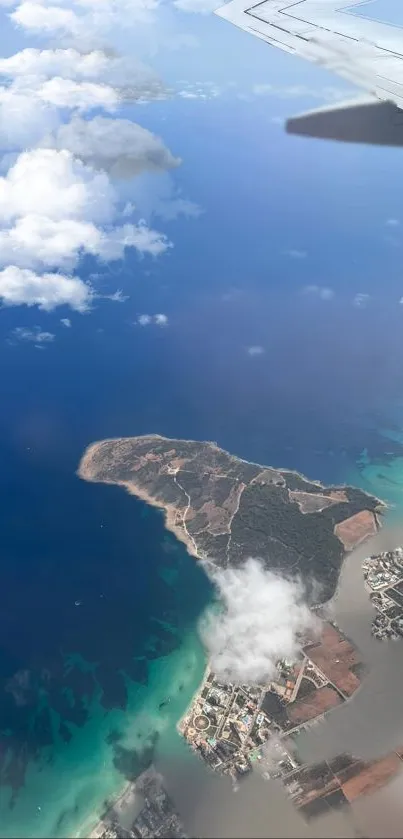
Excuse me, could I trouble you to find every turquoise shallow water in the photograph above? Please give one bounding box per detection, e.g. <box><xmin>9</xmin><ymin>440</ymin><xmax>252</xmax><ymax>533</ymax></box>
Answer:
<box><xmin>347</xmin><ymin>436</ymin><xmax>403</xmax><ymax>525</ymax></box>
<box><xmin>3</xmin><ymin>439</ymin><xmax>403</xmax><ymax>839</ymax></box>
<box><xmin>2</xmin><ymin>311</ymin><xmax>403</xmax><ymax>839</ymax></box>
<box><xmin>1</xmin><ymin>627</ymin><xmax>207</xmax><ymax>839</ymax></box>
<box><xmin>0</xmin><ymin>464</ymin><xmax>213</xmax><ymax>839</ymax></box>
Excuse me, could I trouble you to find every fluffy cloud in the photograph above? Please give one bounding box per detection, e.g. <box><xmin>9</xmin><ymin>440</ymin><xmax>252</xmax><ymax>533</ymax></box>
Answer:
<box><xmin>34</xmin><ymin>77</ymin><xmax>119</xmax><ymax>110</ymax></box>
<box><xmin>137</xmin><ymin>312</ymin><xmax>168</xmax><ymax>325</ymax></box>
<box><xmin>0</xmin><ymin>78</ymin><xmax>119</xmax><ymax>152</ymax></box>
<box><xmin>0</xmin><ymin>87</ymin><xmax>59</xmax><ymax>150</ymax></box>
<box><xmin>0</xmin><ymin>148</ymin><xmax>115</xmax><ymax>223</ymax></box>
<box><xmin>11</xmin><ymin>325</ymin><xmax>55</xmax><ymax>343</ymax></box>
<box><xmin>0</xmin><ymin>1</ymin><xmax>187</xmax><ymax>312</ymax></box>
<box><xmin>12</xmin><ymin>1</ymin><xmax>82</xmax><ymax>35</ymax></box>
<box><xmin>0</xmin><ymin>216</ymin><xmax>170</xmax><ymax>269</ymax></box>
<box><xmin>200</xmin><ymin>558</ymin><xmax>319</xmax><ymax>685</ymax></box>
<box><xmin>0</xmin><ymin>48</ymin><xmax>166</xmax><ymax>102</ymax></box>
<box><xmin>60</xmin><ymin>317</ymin><xmax>71</xmax><ymax>326</ymax></box>
<box><xmin>0</xmin><ymin>149</ymin><xmax>171</xmax><ymax>269</ymax></box>
<box><xmin>0</xmin><ymin>266</ymin><xmax>92</xmax><ymax>310</ymax></box>
<box><xmin>44</xmin><ymin>116</ymin><xmax>180</xmax><ymax>178</ymax></box>
<box><xmin>0</xmin><ymin>47</ymin><xmax>105</xmax><ymax>78</ymax></box>
<box><xmin>10</xmin><ymin>0</ymin><xmax>159</xmax><ymax>39</ymax></box>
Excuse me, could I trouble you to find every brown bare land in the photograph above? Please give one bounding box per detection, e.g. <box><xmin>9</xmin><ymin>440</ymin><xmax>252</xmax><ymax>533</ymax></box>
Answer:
<box><xmin>287</xmin><ymin>685</ymin><xmax>342</xmax><ymax>725</ymax></box>
<box><xmin>288</xmin><ymin>751</ymin><xmax>403</xmax><ymax>818</ymax></box>
<box><xmin>289</xmin><ymin>489</ymin><xmax>348</xmax><ymax>514</ymax></box>
<box><xmin>341</xmin><ymin>754</ymin><xmax>402</xmax><ymax>802</ymax></box>
<box><xmin>335</xmin><ymin>510</ymin><xmax>378</xmax><ymax>551</ymax></box>
<box><xmin>305</xmin><ymin>623</ymin><xmax>362</xmax><ymax>697</ymax></box>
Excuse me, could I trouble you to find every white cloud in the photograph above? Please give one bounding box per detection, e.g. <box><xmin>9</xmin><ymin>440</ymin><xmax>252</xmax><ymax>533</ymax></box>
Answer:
<box><xmin>0</xmin><ymin>1</ymin><xmax>187</xmax><ymax>310</ymax></box>
<box><xmin>0</xmin><ymin>49</ymin><xmax>166</xmax><ymax>101</ymax></box>
<box><xmin>11</xmin><ymin>325</ymin><xmax>55</xmax><ymax>344</ymax></box>
<box><xmin>0</xmin><ymin>54</ymin><xmax>166</xmax><ymax>154</ymax></box>
<box><xmin>35</xmin><ymin>77</ymin><xmax>119</xmax><ymax>110</ymax></box>
<box><xmin>173</xmin><ymin>0</ymin><xmax>219</xmax><ymax>13</ymax></box>
<box><xmin>246</xmin><ymin>345</ymin><xmax>264</xmax><ymax>356</ymax></box>
<box><xmin>0</xmin><ymin>77</ymin><xmax>119</xmax><ymax>153</ymax></box>
<box><xmin>137</xmin><ymin>312</ymin><xmax>168</xmax><ymax>325</ymax></box>
<box><xmin>386</xmin><ymin>218</ymin><xmax>400</xmax><ymax>227</ymax></box>
<box><xmin>0</xmin><ymin>149</ymin><xmax>171</xmax><ymax>270</ymax></box>
<box><xmin>12</xmin><ymin>2</ymin><xmax>82</xmax><ymax>35</ymax></box>
<box><xmin>0</xmin><ymin>87</ymin><xmax>60</xmax><ymax>151</ymax></box>
<box><xmin>97</xmin><ymin>221</ymin><xmax>170</xmax><ymax>260</ymax></box>
<box><xmin>0</xmin><ymin>47</ymin><xmax>103</xmax><ymax>79</ymax></box>
<box><xmin>60</xmin><ymin>316</ymin><xmax>71</xmax><ymax>326</ymax></box>
<box><xmin>0</xmin><ymin>266</ymin><xmax>93</xmax><ymax>310</ymax></box>
<box><xmin>10</xmin><ymin>0</ymin><xmax>159</xmax><ymax>39</ymax></box>
<box><xmin>0</xmin><ymin>148</ymin><xmax>115</xmax><ymax>223</ymax></box>
<box><xmin>44</xmin><ymin>115</ymin><xmax>180</xmax><ymax>178</ymax></box>
<box><xmin>200</xmin><ymin>558</ymin><xmax>319</xmax><ymax>685</ymax></box>
<box><xmin>353</xmin><ymin>292</ymin><xmax>370</xmax><ymax>308</ymax></box>
<box><xmin>303</xmin><ymin>285</ymin><xmax>334</xmax><ymax>300</ymax></box>
<box><xmin>104</xmin><ymin>289</ymin><xmax>128</xmax><ymax>302</ymax></box>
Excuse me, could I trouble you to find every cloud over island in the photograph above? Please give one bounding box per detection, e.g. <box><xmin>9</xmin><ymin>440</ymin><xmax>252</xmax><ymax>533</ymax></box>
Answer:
<box><xmin>200</xmin><ymin>558</ymin><xmax>319</xmax><ymax>685</ymax></box>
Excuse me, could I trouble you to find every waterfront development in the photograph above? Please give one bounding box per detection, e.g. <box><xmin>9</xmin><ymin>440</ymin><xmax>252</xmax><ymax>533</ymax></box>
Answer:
<box><xmin>90</xmin><ymin>767</ymin><xmax>187</xmax><ymax>839</ymax></box>
<box><xmin>178</xmin><ymin>617</ymin><xmax>403</xmax><ymax>823</ymax></box>
<box><xmin>362</xmin><ymin>547</ymin><xmax>403</xmax><ymax>641</ymax></box>
<box><xmin>79</xmin><ymin>433</ymin><xmax>403</xmax><ymax>830</ymax></box>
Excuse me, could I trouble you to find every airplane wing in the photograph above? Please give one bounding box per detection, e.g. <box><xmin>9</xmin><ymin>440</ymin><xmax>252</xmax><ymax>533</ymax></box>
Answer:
<box><xmin>214</xmin><ymin>0</ymin><xmax>403</xmax><ymax>145</ymax></box>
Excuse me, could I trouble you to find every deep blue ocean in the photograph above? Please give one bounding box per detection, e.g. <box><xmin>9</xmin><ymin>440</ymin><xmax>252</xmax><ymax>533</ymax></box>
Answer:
<box><xmin>2</xmin><ymin>91</ymin><xmax>403</xmax><ymax>836</ymax></box>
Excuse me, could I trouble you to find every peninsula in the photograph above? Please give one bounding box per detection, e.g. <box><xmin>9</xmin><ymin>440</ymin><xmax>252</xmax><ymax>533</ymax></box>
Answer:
<box><xmin>78</xmin><ymin>434</ymin><xmax>382</xmax><ymax>602</ymax></box>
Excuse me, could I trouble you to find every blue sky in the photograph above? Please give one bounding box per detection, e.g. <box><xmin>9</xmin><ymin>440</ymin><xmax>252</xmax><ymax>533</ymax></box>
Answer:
<box><xmin>0</xmin><ymin>0</ymin><xmax>402</xmax><ymax>351</ymax></box>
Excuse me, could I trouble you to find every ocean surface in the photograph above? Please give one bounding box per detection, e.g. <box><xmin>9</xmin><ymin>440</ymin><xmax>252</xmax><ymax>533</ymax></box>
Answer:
<box><xmin>1</xmin><ymin>280</ymin><xmax>403</xmax><ymax>838</ymax></box>
<box><xmin>2</xmin><ymin>89</ymin><xmax>403</xmax><ymax>836</ymax></box>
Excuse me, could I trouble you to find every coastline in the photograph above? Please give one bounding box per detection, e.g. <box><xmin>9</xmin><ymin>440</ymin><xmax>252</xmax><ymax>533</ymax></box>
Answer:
<box><xmin>79</xmin><ymin>472</ymin><xmax>201</xmax><ymax>561</ymax></box>
<box><xmin>75</xmin><ymin>434</ymin><xmax>387</xmax><ymax>837</ymax></box>
<box><xmin>78</xmin><ymin>434</ymin><xmax>386</xmax><ymax>571</ymax></box>
<box><xmin>78</xmin><ymin>433</ymin><xmax>388</xmax><ymax>511</ymax></box>
<box><xmin>74</xmin><ymin>781</ymin><xmax>132</xmax><ymax>839</ymax></box>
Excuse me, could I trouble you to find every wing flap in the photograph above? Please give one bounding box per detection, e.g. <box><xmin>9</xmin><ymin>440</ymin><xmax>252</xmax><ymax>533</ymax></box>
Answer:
<box><xmin>215</xmin><ymin>0</ymin><xmax>403</xmax><ymax>109</ymax></box>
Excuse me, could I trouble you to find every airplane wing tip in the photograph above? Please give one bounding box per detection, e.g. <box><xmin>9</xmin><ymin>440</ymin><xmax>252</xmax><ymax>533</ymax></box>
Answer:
<box><xmin>214</xmin><ymin>2</ymin><xmax>232</xmax><ymax>19</ymax></box>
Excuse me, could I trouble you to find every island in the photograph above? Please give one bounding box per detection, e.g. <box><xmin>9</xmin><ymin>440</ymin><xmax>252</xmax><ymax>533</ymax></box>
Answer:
<box><xmin>78</xmin><ymin>435</ymin><xmax>403</xmax><ymax>828</ymax></box>
<box><xmin>78</xmin><ymin>434</ymin><xmax>383</xmax><ymax>602</ymax></box>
